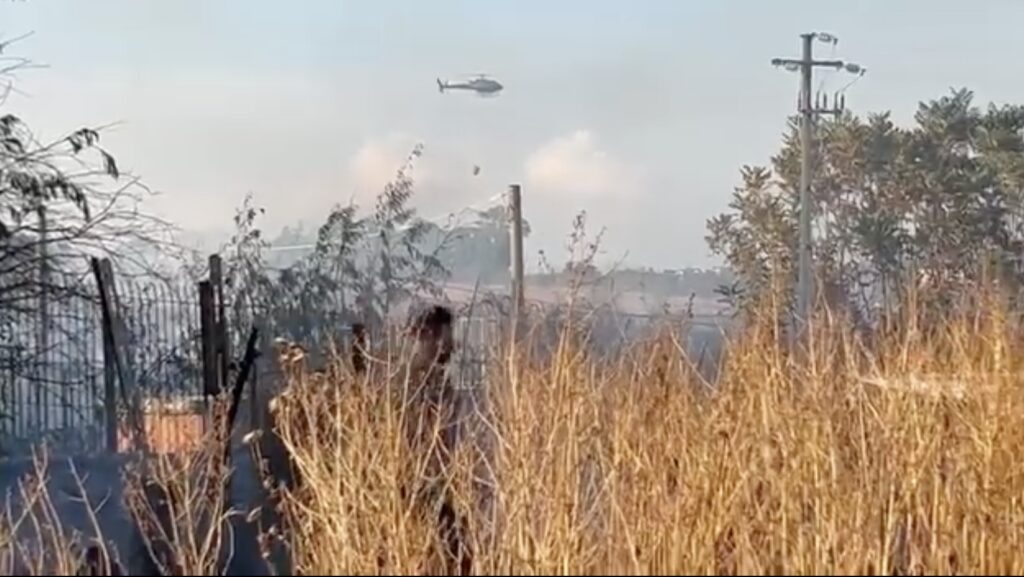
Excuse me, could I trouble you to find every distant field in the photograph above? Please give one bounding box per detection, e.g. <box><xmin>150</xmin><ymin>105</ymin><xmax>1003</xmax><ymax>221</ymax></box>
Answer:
<box><xmin>441</xmin><ymin>281</ymin><xmax>728</xmax><ymax>317</ymax></box>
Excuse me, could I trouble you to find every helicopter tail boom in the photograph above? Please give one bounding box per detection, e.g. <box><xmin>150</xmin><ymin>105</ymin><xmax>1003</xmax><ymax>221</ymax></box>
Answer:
<box><xmin>437</xmin><ymin>78</ymin><xmax>445</xmax><ymax>93</ymax></box>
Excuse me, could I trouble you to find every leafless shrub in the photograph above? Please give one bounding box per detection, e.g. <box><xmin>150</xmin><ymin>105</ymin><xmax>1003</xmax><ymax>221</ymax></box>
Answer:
<box><xmin>122</xmin><ymin>401</ymin><xmax>237</xmax><ymax>576</ymax></box>
<box><xmin>0</xmin><ymin>448</ymin><xmax>121</xmax><ymax>575</ymax></box>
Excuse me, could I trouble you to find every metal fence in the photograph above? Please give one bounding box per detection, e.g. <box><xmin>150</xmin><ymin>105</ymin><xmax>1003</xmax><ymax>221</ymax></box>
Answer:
<box><xmin>1</xmin><ymin>275</ymin><xmax>103</xmax><ymax>452</ymax></box>
<box><xmin>0</xmin><ymin>264</ymin><xmax>731</xmax><ymax>455</ymax></box>
<box><xmin>0</xmin><ymin>273</ymin><xmax>205</xmax><ymax>454</ymax></box>
<box><xmin>0</xmin><ymin>273</ymin><xmax>510</xmax><ymax>453</ymax></box>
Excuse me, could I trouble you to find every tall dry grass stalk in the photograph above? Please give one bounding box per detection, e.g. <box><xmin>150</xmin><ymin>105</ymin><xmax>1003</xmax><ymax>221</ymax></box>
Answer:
<box><xmin>0</xmin><ymin>449</ymin><xmax>119</xmax><ymax>575</ymax></box>
<box><xmin>265</xmin><ymin>289</ymin><xmax>1024</xmax><ymax>575</ymax></box>
<box><xmin>122</xmin><ymin>446</ymin><xmax>234</xmax><ymax>574</ymax></box>
<box><xmin>0</xmin><ymin>406</ymin><xmax>246</xmax><ymax>576</ymax></box>
<box><xmin>3</xmin><ymin>287</ymin><xmax>1024</xmax><ymax>575</ymax></box>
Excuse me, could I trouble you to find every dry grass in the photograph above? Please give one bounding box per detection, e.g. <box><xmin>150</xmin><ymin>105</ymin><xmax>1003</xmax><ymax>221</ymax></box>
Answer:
<box><xmin>122</xmin><ymin>438</ymin><xmax>235</xmax><ymax>575</ymax></box>
<box><xmin>0</xmin><ymin>449</ymin><xmax>107</xmax><ymax>575</ymax></box>
<box><xmin>262</xmin><ymin>294</ymin><xmax>1024</xmax><ymax>575</ymax></box>
<box><xmin>0</xmin><ymin>415</ymin><xmax>237</xmax><ymax>576</ymax></box>
<box><xmin>6</xmin><ymin>291</ymin><xmax>1024</xmax><ymax>575</ymax></box>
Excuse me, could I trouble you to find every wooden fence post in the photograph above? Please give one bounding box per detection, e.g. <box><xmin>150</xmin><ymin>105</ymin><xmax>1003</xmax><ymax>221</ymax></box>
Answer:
<box><xmin>91</xmin><ymin>257</ymin><xmax>145</xmax><ymax>453</ymax></box>
<box><xmin>99</xmin><ymin>280</ymin><xmax>117</xmax><ymax>453</ymax></box>
<box><xmin>508</xmin><ymin>184</ymin><xmax>526</xmax><ymax>352</ymax></box>
<box><xmin>224</xmin><ymin>328</ymin><xmax>259</xmax><ymax>463</ymax></box>
<box><xmin>508</xmin><ymin>184</ymin><xmax>525</xmax><ymax>322</ymax></box>
<box><xmin>209</xmin><ymin>255</ymin><xmax>230</xmax><ymax>398</ymax></box>
<box><xmin>199</xmin><ymin>280</ymin><xmax>219</xmax><ymax>397</ymax></box>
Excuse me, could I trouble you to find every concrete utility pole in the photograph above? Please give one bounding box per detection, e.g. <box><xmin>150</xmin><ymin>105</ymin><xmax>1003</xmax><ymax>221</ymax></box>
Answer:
<box><xmin>772</xmin><ymin>32</ymin><xmax>864</xmax><ymax>332</ymax></box>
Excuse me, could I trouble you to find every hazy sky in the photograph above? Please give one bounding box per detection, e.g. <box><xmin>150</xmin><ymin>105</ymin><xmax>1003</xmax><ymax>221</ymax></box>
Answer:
<box><xmin>4</xmin><ymin>0</ymin><xmax>1024</xmax><ymax>270</ymax></box>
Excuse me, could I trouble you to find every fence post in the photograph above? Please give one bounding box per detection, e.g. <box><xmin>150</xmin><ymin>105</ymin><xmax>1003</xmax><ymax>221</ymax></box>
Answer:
<box><xmin>209</xmin><ymin>254</ymin><xmax>231</xmax><ymax>399</ymax></box>
<box><xmin>92</xmin><ymin>258</ymin><xmax>145</xmax><ymax>453</ymax></box>
<box><xmin>508</xmin><ymin>184</ymin><xmax>525</xmax><ymax>329</ymax></box>
<box><xmin>199</xmin><ymin>281</ymin><xmax>219</xmax><ymax>397</ymax></box>
<box><xmin>36</xmin><ymin>205</ymin><xmax>49</xmax><ymax>435</ymax></box>
<box><xmin>100</xmin><ymin>282</ymin><xmax>117</xmax><ymax>453</ymax></box>
<box><xmin>225</xmin><ymin>327</ymin><xmax>259</xmax><ymax>462</ymax></box>
<box><xmin>199</xmin><ymin>280</ymin><xmax>221</xmax><ymax>459</ymax></box>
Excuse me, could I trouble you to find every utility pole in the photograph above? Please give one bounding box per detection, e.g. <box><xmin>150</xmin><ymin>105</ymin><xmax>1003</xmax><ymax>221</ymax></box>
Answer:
<box><xmin>772</xmin><ymin>32</ymin><xmax>864</xmax><ymax>334</ymax></box>
<box><xmin>508</xmin><ymin>184</ymin><xmax>525</xmax><ymax>322</ymax></box>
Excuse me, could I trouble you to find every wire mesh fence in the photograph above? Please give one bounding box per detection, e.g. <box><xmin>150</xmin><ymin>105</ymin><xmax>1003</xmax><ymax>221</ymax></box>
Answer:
<box><xmin>0</xmin><ymin>270</ymin><xmax>513</xmax><ymax>454</ymax></box>
<box><xmin>0</xmin><ymin>272</ymin><xmax>104</xmax><ymax>453</ymax></box>
<box><xmin>0</xmin><ymin>272</ymin><xmax>205</xmax><ymax>454</ymax></box>
<box><xmin>0</xmin><ymin>260</ymin><xmax>731</xmax><ymax>456</ymax></box>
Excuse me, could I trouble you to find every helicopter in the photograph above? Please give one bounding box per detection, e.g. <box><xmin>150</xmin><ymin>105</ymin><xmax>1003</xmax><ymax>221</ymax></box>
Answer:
<box><xmin>437</xmin><ymin>73</ymin><xmax>504</xmax><ymax>97</ymax></box>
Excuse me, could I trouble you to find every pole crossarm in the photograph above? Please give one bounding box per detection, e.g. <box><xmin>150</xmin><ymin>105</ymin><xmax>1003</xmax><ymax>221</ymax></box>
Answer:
<box><xmin>771</xmin><ymin>58</ymin><xmax>845</xmax><ymax>69</ymax></box>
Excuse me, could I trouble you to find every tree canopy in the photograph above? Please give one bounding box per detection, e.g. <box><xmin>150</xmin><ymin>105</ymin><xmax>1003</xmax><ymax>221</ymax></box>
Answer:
<box><xmin>707</xmin><ymin>88</ymin><xmax>1024</xmax><ymax>323</ymax></box>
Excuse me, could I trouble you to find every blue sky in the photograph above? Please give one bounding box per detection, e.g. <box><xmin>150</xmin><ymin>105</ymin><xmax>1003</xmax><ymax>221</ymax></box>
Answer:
<box><xmin>5</xmin><ymin>0</ymin><xmax>1024</xmax><ymax>269</ymax></box>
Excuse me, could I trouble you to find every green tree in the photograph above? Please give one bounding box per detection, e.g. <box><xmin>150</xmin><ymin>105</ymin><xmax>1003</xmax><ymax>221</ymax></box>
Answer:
<box><xmin>435</xmin><ymin>204</ymin><xmax>531</xmax><ymax>284</ymax></box>
<box><xmin>707</xmin><ymin>88</ymin><xmax>1024</xmax><ymax>322</ymax></box>
<box><xmin>706</xmin><ymin>165</ymin><xmax>796</xmax><ymax>315</ymax></box>
<box><xmin>218</xmin><ymin>144</ymin><xmax>452</xmax><ymax>350</ymax></box>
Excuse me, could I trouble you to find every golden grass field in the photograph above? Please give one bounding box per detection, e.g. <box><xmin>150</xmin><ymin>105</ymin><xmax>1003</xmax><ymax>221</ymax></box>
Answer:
<box><xmin>5</xmin><ymin>292</ymin><xmax>1024</xmax><ymax>575</ymax></box>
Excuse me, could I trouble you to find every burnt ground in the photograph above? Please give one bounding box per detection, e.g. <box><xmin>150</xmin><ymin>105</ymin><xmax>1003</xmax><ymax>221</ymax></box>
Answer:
<box><xmin>0</xmin><ymin>443</ymin><xmax>278</xmax><ymax>576</ymax></box>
